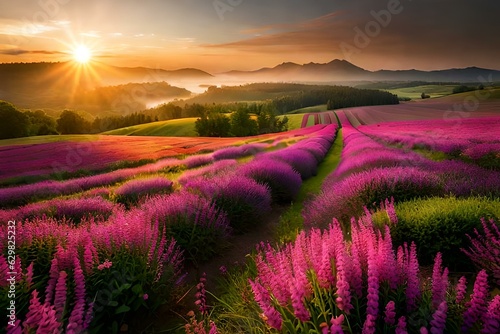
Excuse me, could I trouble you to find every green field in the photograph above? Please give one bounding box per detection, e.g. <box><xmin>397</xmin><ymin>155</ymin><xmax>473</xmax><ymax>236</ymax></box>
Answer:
<box><xmin>102</xmin><ymin>117</ymin><xmax>198</xmax><ymax>136</ymax></box>
<box><xmin>287</xmin><ymin>104</ymin><xmax>328</xmax><ymax>114</ymax></box>
<box><xmin>386</xmin><ymin>84</ymin><xmax>456</xmax><ymax>100</ymax></box>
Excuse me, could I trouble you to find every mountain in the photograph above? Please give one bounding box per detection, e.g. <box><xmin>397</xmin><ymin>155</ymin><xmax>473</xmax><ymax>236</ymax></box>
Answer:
<box><xmin>222</xmin><ymin>59</ymin><xmax>500</xmax><ymax>83</ymax></box>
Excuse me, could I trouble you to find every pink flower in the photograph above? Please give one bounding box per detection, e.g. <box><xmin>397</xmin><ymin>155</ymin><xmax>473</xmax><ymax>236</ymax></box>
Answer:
<box><xmin>455</xmin><ymin>276</ymin><xmax>467</xmax><ymax>304</ymax></box>
<box><xmin>462</xmin><ymin>270</ymin><xmax>489</xmax><ymax>332</ymax></box>
<box><xmin>143</xmin><ymin>294</ymin><xmax>149</xmax><ymax>301</ymax></box>
<box><xmin>431</xmin><ymin>253</ymin><xmax>449</xmax><ymax>309</ymax></box>
<box><xmin>54</xmin><ymin>271</ymin><xmax>67</xmax><ymax>321</ymax></box>
<box><xmin>430</xmin><ymin>301</ymin><xmax>447</xmax><ymax>334</ymax></box>
<box><xmin>384</xmin><ymin>301</ymin><xmax>396</xmax><ymax>326</ymax></box>
<box><xmin>249</xmin><ymin>279</ymin><xmax>283</xmax><ymax>330</ymax></box>
<box><xmin>482</xmin><ymin>295</ymin><xmax>500</xmax><ymax>334</ymax></box>
<box><xmin>25</xmin><ymin>262</ymin><xmax>34</xmax><ymax>289</ymax></box>
<box><xmin>395</xmin><ymin>316</ymin><xmax>408</xmax><ymax>334</ymax></box>
<box><xmin>97</xmin><ymin>259</ymin><xmax>112</xmax><ymax>270</ymax></box>
<box><xmin>330</xmin><ymin>314</ymin><xmax>345</xmax><ymax>334</ymax></box>
<box><xmin>406</xmin><ymin>242</ymin><xmax>420</xmax><ymax>311</ymax></box>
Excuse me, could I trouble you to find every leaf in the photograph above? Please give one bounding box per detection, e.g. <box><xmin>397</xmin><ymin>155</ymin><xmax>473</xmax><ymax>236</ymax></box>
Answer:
<box><xmin>115</xmin><ymin>304</ymin><xmax>131</xmax><ymax>314</ymax></box>
<box><xmin>132</xmin><ymin>284</ymin><xmax>142</xmax><ymax>295</ymax></box>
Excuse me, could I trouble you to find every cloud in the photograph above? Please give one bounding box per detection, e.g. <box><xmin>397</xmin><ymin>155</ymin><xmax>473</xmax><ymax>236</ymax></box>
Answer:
<box><xmin>0</xmin><ymin>49</ymin><xmax>64</xmax><ymax>55</ymax></box>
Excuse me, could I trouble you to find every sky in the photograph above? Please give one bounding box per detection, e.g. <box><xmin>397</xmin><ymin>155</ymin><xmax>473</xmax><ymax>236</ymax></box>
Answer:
<box><xmin>1</xmin><ymin>0</ymin><xmax>499</xmax><ymax>73</ymax></box>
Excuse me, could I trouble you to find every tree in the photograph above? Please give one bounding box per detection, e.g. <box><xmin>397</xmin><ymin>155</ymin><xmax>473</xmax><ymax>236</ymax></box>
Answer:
<box><xmin>230</xmin><ymin>107</ymin><xmax>258</xmax><ymax>136</ymax></box>
<box><xmin>56</xmin><ymin>110</ymin><xmax>91</xmax><ymax>134</ymax></box>
<box><xmin>25</xmin><ymin>110</ymin><xmax>58</xmax><ymax>135</ymax></box>
<box><xmin>257</xmin><ymin>103</ymin><xmax>288</xmax><ymax>134</ymax></box>
<box><xmin>0</xmin><ymin>100</ymin><xmax>30</xmax><ymax>139</ymax></box>
<box><xmin>195</xmin><ymin>112</ymin><xmax>231</xmax><ymax>137</ymax></box>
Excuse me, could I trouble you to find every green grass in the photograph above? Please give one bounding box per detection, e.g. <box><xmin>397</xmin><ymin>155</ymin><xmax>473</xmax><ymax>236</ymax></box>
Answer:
<box><xmin>102</xmin><ymin>118</ymin><xmax>198</xmax><ymax>136</ymax></box>
<box><xmin>0</xmin><ymin>134</ymin><xmax>100</xmax><ymax>146</ymax></box>
<box><xmin>380</xmin><ymin>196</ymin><xmax>500</xmax><ymax>269</ymax></box>
<box><xmin>386</xmin><ymin>85</ymin><xmax>456</xmax><ymax>100</ymax></box>
<box><xmin>287</xmin><ymin>104</ymin><xmax>328</xmax><ymax>114</ymax></box>
<box><xmin>276</xmin><ymin>129</ymin><xmax>343</xmax><ymax>243</ymax></box>
<box><xmin>279</xmin><ymin>114</ymin><xmax>304</xmax><ymax>130</ymax></box>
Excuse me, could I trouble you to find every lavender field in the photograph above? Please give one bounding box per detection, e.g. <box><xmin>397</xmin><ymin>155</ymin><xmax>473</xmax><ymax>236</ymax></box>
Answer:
<box><xmin>1</xmin><ymin>108</ymin><xmax>499</xmax><ymax>333</ymax></box>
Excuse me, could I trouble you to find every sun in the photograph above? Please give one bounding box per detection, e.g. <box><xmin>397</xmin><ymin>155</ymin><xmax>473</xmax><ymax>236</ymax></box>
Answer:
<box><xmin>73</xmin><ymin>45</ymin><xmax>92</xmax><ymax>64</ymax></box>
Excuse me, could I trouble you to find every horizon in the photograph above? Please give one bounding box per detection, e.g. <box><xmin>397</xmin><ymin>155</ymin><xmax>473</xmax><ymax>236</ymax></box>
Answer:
<box><xmin>1</xmin><ymin>1</ymin><xmax>499</xmax><ymax>73</ymax></box>
<box><xmin>0</xmin><ymin>58</ymin><xmax>498</xmax><ymax>75</ymax></box>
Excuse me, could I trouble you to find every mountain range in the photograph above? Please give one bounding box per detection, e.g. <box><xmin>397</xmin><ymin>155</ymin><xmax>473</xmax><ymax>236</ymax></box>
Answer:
<box><xmin>222</xmin><ymin>59</ymin><xmax>500</xmax><ymax>83</ymax></box>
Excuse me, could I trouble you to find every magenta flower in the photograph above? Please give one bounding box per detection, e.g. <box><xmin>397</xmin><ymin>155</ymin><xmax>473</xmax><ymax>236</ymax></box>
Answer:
<box><xmin>431</xmin><ymin>253</ymin><xmax>449</xmax><ymax>309</ymax></box>
<box><xmin>97</xmin><ymin>259</ymin><xmax>113</xmax><ymax>271</ymax></box>
<box><xmin>330</xmin><ymin>314</ymin><xmax>345</xmax><ymax>334</ymax></box>
<box><xmin>482</xmin><ymin>295</ymin><xmax>500</xmax><ymax>334</ymax></box>
<box><xmin>395</xmin><ymin>316</ymin><xmax>408</xmax><ymax>334</ymax></box>
<box><xmin>24</xmin><ymin>262</ymin><xmax>34</xmax><ymax>289</ymax></box>
<box><xmin>455</xmin><ymin>276</ymin><xmax>467</xmax><ymax>304</ymax></box>
<box><xmin>384</xmin><ymin>301</ymin><xmax>396</xmax><ymax>326</ymax></box>
<box><xmin>406</xmin><ymin>242</ymin><xmax>420</xmax><ymax>311</ymax></box>
<box><xmin>54</xmin><ymin>271</ymin><xmax>68</xmax><ymax>321</ymax></box>
<box><xmin>430</xmin><ymin>301</ymin><xmax>447</xmax><ymax>334</ymax></box>
<box><xmin>249</xmin><ymin>279</ymin><xmax>283</xmax><ymax>330</ymax></box>
<box><xmin>462</xmin><ymin>270</ymin><xmax>489</xmax><ymax>332</ymax></box>
<box><xmin>143</xmin><ymin>294</ymin><xmax>149</xmax><ymax>301</ymax></box>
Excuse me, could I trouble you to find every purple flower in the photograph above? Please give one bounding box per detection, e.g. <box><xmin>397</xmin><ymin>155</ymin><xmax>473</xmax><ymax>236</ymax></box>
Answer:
<box><xmin>482</xmin><ymin>295</ymin><xmax>500</xmax><ymax>334</ymax></box>
<box><xmin>455</xmin><ymin>276</ymin><xmax>467</xmax><ymax>304</ymax></box>
<box><xmin>395</xmin><ymin>316</ymin><xmax>408</xmax><ymax>334</ymax></box>
<box><xmin>430</xmin><ymin>301</ymin><xmax>447</xmax><ymax>334</ymax></box>
<box><xmin>240</xmin><ymin>157</ymin><xmax>302</xmax><ymax>203</ymax></box>
<box><xmin>462</xmin><ymin>269</ymin><xmax>489</xmax><ymax>332</ymax></box>
<box><xmin>54</xmin><ymin>271</ymin><xmax>67</xmax><ymax>321</ymax></box>
<box><xmin>431</xmin><ymin>253</ymin><xmax>449</xmax><ymax>309</ymax></box>
<box><xmin>384</xmin><ymin>301</ymin><xmax>396</xmax><ymax>326</ymax></box>
<box><xmin>406</xmin><ymin>242</ymin><xmax>420</xmax><ymax>311</ymax></box>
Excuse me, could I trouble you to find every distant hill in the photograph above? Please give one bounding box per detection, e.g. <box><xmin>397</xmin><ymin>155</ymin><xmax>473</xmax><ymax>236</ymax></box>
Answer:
<box><xmin>222</xmin><ymin>59</ymin><xmax>500</xmax><ymax>83</ymax></box>
<box><xmin>0</xmin><ymin>62</ymin><xmax>211</xmax><ymax>110</ymax></box>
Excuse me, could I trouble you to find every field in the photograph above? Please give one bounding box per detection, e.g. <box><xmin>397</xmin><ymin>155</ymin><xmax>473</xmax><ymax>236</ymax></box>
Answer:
<box><xmin>385</xmin><ymin>84</ymin><xmax>456</xmax><ymax>100</ymax></box>
<box><xmin>1</xmin><ymin>102</ymin><xmax>499</xmax><ymax>333</ymax></box>
<box><xmin>102</xmin><ymin>118</ymin><xmax>198</xmax><ymax>137</ymax></box>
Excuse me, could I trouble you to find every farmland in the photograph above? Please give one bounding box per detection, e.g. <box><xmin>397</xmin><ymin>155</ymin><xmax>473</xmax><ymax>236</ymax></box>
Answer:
<box><xmin>1</xmin><ymin>99</ymin><xmax>500</xmax><ymax>333</ymax></box>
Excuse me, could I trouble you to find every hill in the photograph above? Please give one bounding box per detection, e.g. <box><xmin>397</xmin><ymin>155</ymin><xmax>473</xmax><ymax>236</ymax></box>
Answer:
<box><xmin>102</xmin><ymin>118</ymin><xmax>198</xmax><ymax>136</ymax></box>
<box><xmin>0</xmin><ymin>62</ymin><xmax>211</xmax><ymax>110</ymax></box>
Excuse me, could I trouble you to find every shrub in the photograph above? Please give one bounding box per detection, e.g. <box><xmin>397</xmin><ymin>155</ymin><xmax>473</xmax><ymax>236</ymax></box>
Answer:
<box><xmin>387</xmin><ymin>196</ymin><xmax>500</xmax><ymax>269</ymax></box>
<box><xmin>304</xmin><ymin>167</ymin><xmax>443</xmax><ymax>229</ymax></box>
<box><xmin>177</xmin><ymin>159</ymin><xmax>239</xmax><ymax>186</ymax></box>
<box><xmin>0</xmin><ymin>197</ymin><xmax>119</xmax><ymax>225</ymax></box>
<box><xmin>267</xmin><ymin>148</ymin><xmax>319</xmax><ymax>179</ymax></box>
<box><xmin>139</xmin><ymin>191</ymin><xmax>231</xmax><ymax>262</ymax></box>
<box><xmin>240</xmin><ymin>157</ymin><xmax>302</xmax><ymax>203</ymax></box>
<box><xmin>182</xmin><ymin>154</ymin><xmax>214</xmax><ymax>169</ymax></box>
<box><xmin>184</xmin><ymin>175</ymin><xmax>272</xmax><ymax>232</ymax></box>
<box><xmin>113</xmin><ymin>176</ymin><xmax>173</xmax><ymax>206</ymax></box>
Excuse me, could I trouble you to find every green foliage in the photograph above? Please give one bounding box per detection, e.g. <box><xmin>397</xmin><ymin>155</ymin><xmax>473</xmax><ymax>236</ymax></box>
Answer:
<box><xmin>195</xmin><ymin>112</ymin><xmax>231</xmax><ymax>137</ymax></box>
<box><xmin>24</xmin><ymin>110</ymin><xmax>58</xmax><ymax>135</ymax></box>
<box><xmin>452</xmin><ymin>85</ymin><xmax>476</xmax><ymax>94</ymax></box>
<box><xmin>56</xmin><ymin>110</ymin><xmax>91</xmax><ymax>134</ymax></box>
<box><xmin>0</xmin><ymin>100</ymin><xmax>30</xmax><ymax>139</ymax></box>
<box><xmin>386</xmin><ymin>196</ymin><xmax>500</xmax><ymax>269</ymax></box>
<box><xmin>87</xmin><ymin>249</ymin><xmax>179</xmax><ymax>333</ymax></box>
<box><xmin>257</xmin><ymin>104</ymin><xmax>288</xmax><ymax>134</ymax></box>
<box><xmin>230</xmin><ymin>107</ymin><xmax>258</xmax><ymax>136</ymax></box>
